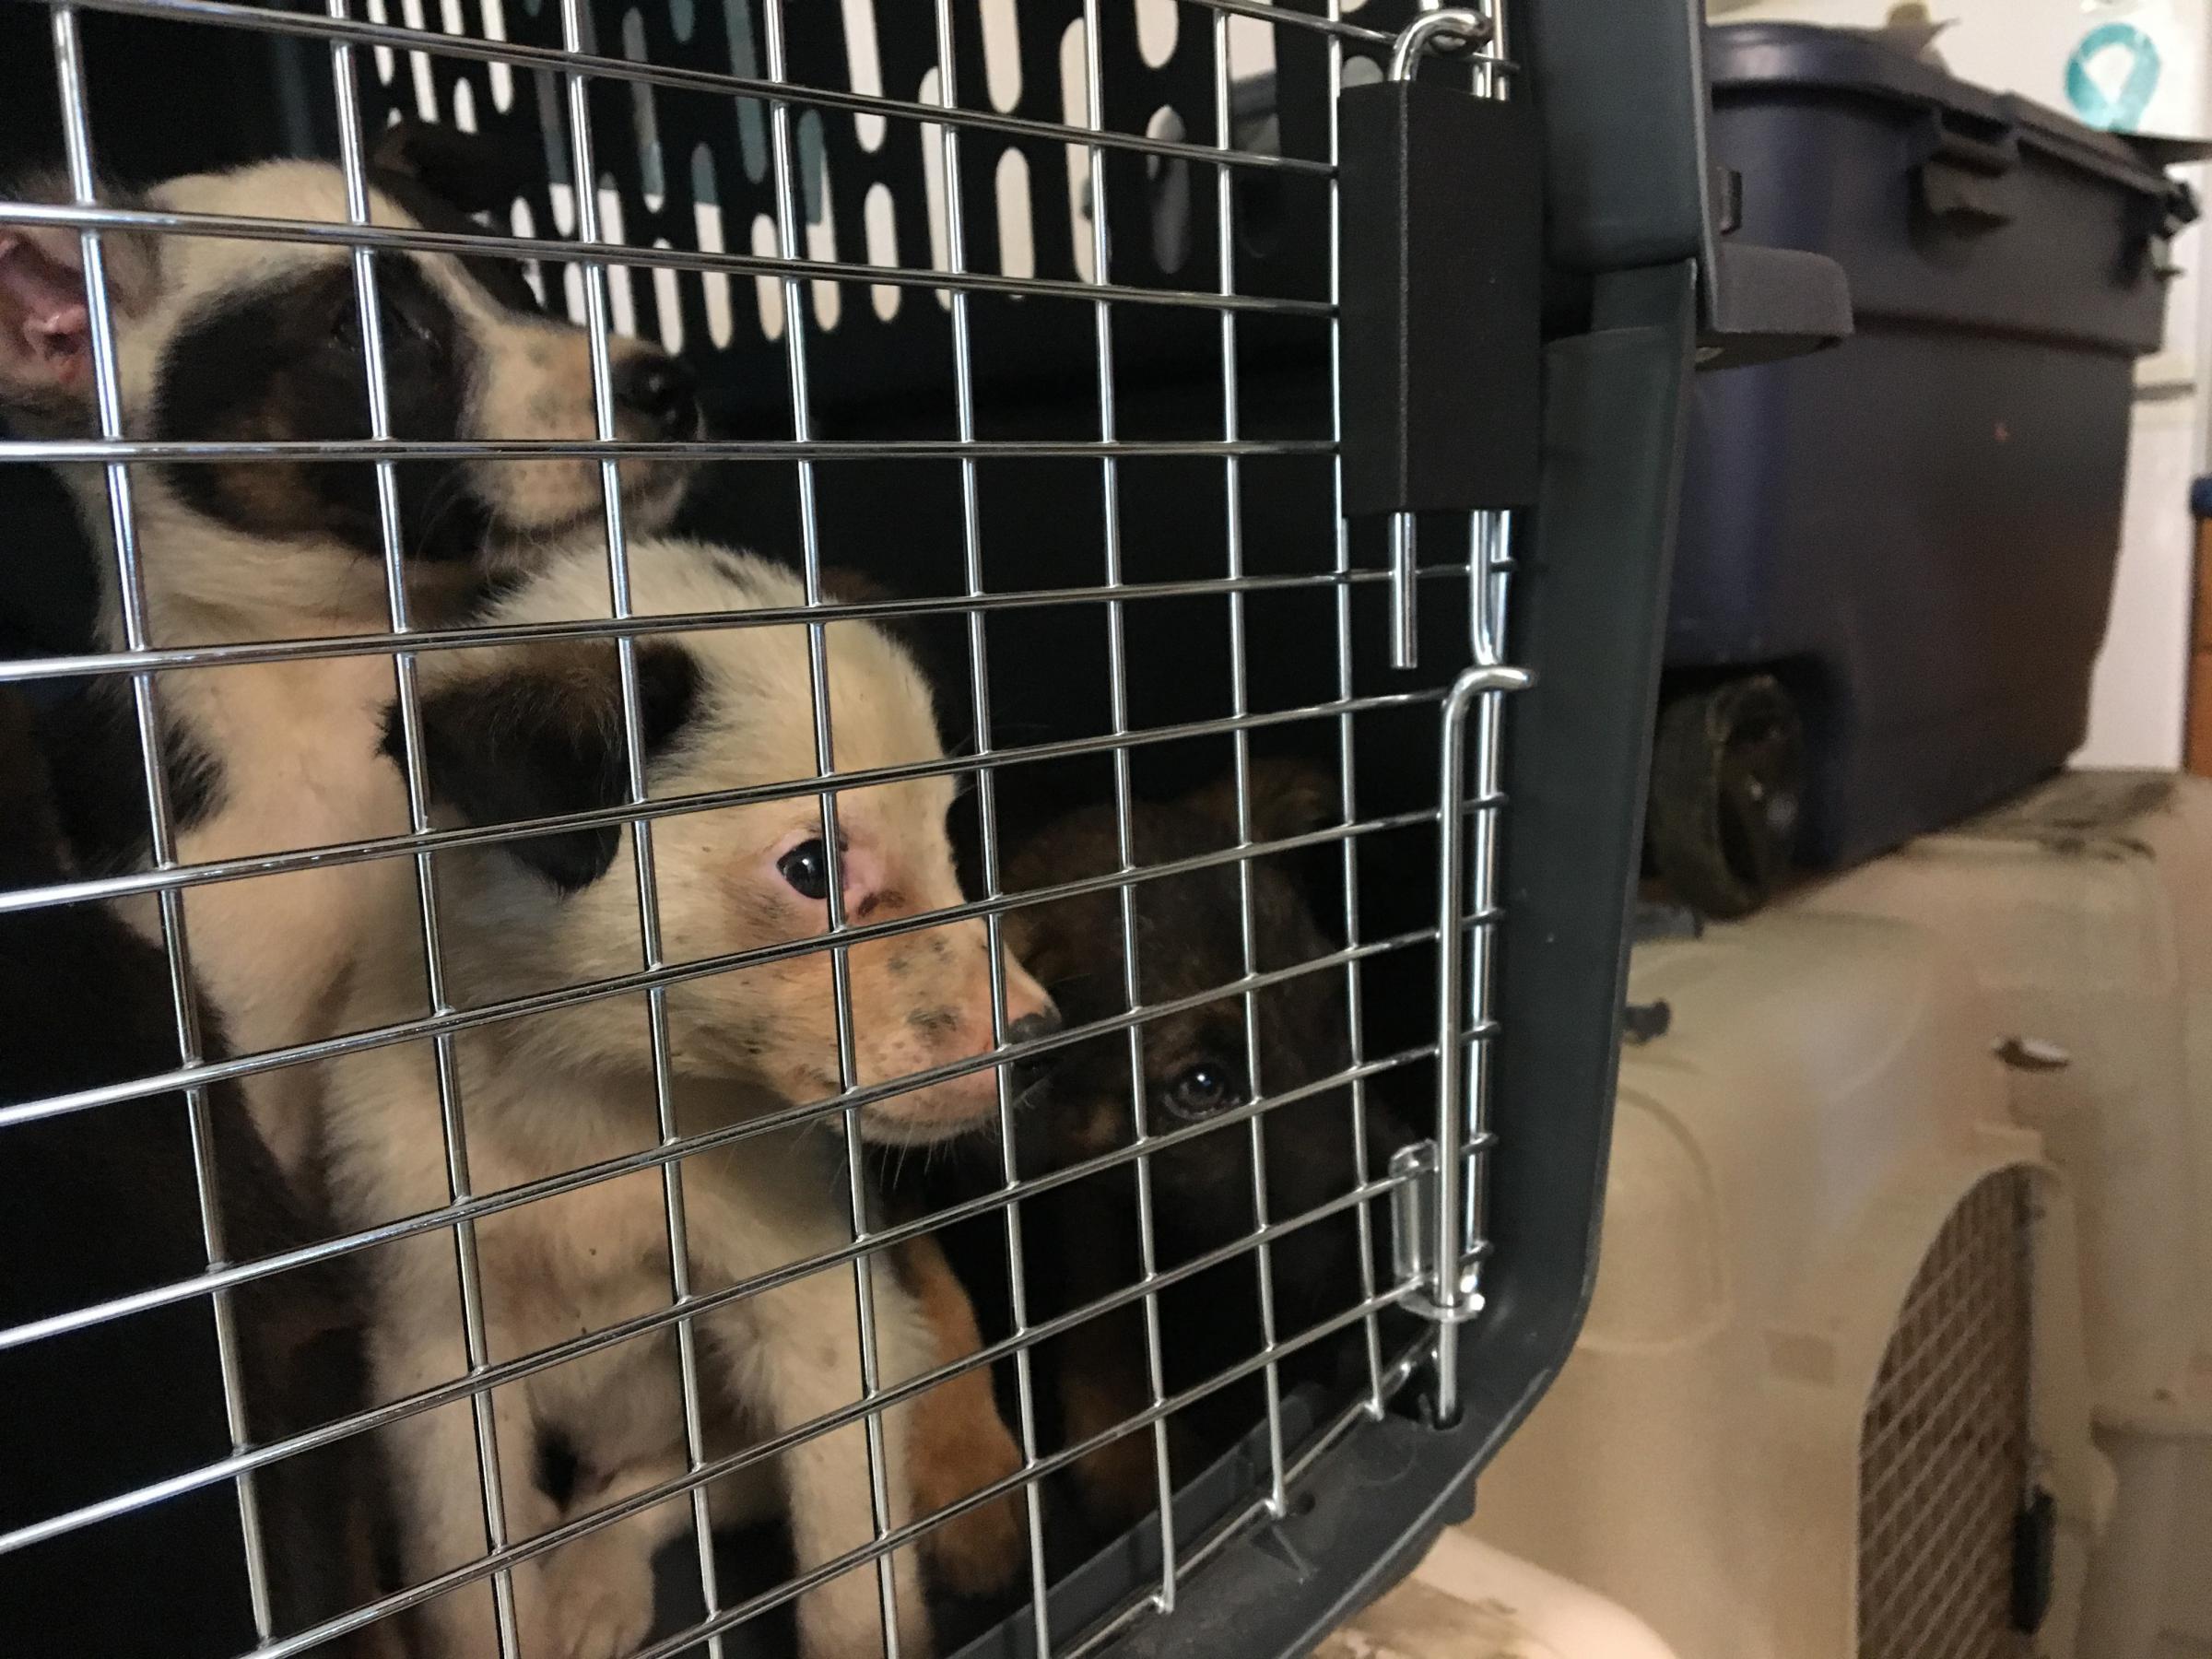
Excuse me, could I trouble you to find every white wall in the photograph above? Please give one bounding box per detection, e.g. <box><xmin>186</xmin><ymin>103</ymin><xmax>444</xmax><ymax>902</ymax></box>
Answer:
<box><xmin>1711</xmin><ymin>0</ymin><xmax>2203</xmax><ymax>133</ymax></box>
<box><xmin>2088</xmin><ymin>394</ymin><xmax>2199</xmax><ymax>763</ymax></box>
<box><xmin>1715</xmin><ymin>0</ymin><xmax>2208</xmax><ymax>767</ymax></box>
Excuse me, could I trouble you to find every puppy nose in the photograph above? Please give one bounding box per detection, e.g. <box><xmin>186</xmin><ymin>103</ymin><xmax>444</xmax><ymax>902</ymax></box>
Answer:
<box><xmin>1006</xmin><ymin>1008</ymin><xmax>1063</xmax><ymax>1118</ymax></box>
<box><xmin>1004</xmin><ymin>959</ymin><xmax>1056</xmax><ymax>1032</ymax></box>
<box><xmin>614</xmin><ymin>352</ymin><xmax>699</xmax><ymax>439</ymax></box>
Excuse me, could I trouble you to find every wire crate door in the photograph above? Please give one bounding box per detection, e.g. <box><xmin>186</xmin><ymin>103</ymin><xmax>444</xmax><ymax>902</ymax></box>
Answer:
<box><xmin>0</xmin><ymin>1</ymin><xmax>1681</xmax><ymax>1657</ymax></box>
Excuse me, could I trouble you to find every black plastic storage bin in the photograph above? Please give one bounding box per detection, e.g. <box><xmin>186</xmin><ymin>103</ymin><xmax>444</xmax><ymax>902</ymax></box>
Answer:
<box><xmin>1665</xmin><ymin>23</ymin><xmax>2200</xmax><ymax>889</ymax></box>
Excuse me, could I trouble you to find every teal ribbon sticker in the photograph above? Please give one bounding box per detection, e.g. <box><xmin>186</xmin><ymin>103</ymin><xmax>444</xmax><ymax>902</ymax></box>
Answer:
<box><xmin>2066</xmin><ymin>22</ymin><xmax>2162</xmax><ymax>132</ymax></box>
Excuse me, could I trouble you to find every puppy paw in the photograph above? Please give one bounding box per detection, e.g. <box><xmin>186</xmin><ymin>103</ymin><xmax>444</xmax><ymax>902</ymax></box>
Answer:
<box><xmin>911</xmin><ymin>1399</ymin><xmax>1029</xmax><ymax>1598</ymax></box>
<box><xmin>798</xmin><ymin>1570</ymin><xmax>934</xmax><ymax>1659</ymax></box>
<box><xmin>922</xmin><ymin>1484</ymin><xmax>1028</xmax><ymax>1599</ymax></box>
<box><xmin>1072</xmin><ymin>1431</ymin><xmax>1168</xmax><ymax>1535</ymax></box>
<box><xmin>541</xmin><ymin>1578</ymin><xmax>655</xmax><ymax>1659</ymax></box>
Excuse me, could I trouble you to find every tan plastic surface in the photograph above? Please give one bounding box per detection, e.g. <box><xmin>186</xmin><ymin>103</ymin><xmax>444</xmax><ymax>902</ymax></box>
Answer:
<box><xmin>1807</xmin><ymin>771</ymin><xmax>2212</xmax><ymax>1420</ymax></box>
<box><xmin>1806</xmin><ymin>772</ymin><xmax>2212</xmax><ymax>1659</ymax></box>
<box><xmin>1468</xmin><ymin>908</ymin><xmax>2102</xmax><ymax>1659</ymax></box>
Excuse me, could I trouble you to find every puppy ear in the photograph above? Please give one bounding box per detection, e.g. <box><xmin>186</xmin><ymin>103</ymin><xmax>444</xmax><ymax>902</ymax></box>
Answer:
<box><xmin>370</xmin><ymin>117</ymin><xmax>540</xmax><ymax>218</ymax></box>
<box><xmin>1183</xmin><ymin>757</ymin><xmax>1340</xmax><ymax>847</ymax></box>
<box><xmin>0</xmin><ymin>171</ymin><xmax>158</xmax><ymax>419</ymax></box>
<box><xmin>820</xmin><ymin>565</ymin><xmax>894</xmax><ymax>608</ymax></box>
<box><xmin>385</xmin><ymin>641</ymin><xmax>701</xmax><ymax>893</ymax></box>
<box><xmin>820</xmin><ymin>565</ymin><xmax>920</xmax><ymax>666</ymax></box>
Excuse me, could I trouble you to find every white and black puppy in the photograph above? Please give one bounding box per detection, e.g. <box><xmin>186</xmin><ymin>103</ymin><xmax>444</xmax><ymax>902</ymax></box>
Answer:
<box><xmin>322</xmin><ymin>537</ymin><xmax>1053</xmax><ymax>1659</ymax></box>
<box><xmin>0</xmin><ymin>131</ymin><xmax>697</xmax><ymax>1186</ymax></box>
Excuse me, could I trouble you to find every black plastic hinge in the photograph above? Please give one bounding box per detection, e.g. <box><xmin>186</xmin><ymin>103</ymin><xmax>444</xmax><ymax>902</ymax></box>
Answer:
<box><xmin>1338</xmin><ymin>78</ymin><xmax>1543</xmax><ymax>518</ymax></box>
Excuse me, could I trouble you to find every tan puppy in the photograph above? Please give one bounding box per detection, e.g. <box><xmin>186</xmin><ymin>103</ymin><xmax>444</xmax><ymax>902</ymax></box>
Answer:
<box><xmin>0</xmin><ymin>135</ymin><xmax>695</xmax><ymax>1189</ymax></box>
<box><xmin>322</xmin><ymin>538</ymin><xmax>1050</xmax><ymax>1659</ymax></box>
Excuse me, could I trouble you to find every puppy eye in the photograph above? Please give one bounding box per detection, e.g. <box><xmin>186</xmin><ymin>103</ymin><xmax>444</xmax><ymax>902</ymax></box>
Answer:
<box><xmin>1163</xmin><ymin>1063</ymin><xmax>1241</xmax><ymax>1121</ymax></box>
<box><xmin>777</xmin><ymin>839</ymin><xmax>831</xmax><ymax>901</ymax></box>
<box><xmin>385</xmin><ymin>295</ymin><xmax>441</xmax><ymax>351</ymax></box>
<box><xmin>329</xmin><ymin>305</ymin><xmax>360</xmax><ymax>348</ymax></box>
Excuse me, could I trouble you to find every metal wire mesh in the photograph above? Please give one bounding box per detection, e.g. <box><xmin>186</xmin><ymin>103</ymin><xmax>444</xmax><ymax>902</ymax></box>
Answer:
<box><xmin>0</xmin><ymin>1</ymin><xmax>1523</xmax><ymax>1654</ymax></box>
<box><xmin>1856</xmin><ymin>1169</ymin><xmax>2034</xmax><ymax>1659</ymax></box>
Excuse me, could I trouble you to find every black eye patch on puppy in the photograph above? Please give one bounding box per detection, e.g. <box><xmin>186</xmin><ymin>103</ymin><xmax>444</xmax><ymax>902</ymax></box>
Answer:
<box><xmin>385</xmin><ymin>639</ymin><xmax>701</xmax><ymax>893</ymax></box>
<box><xmin>151</xmin><ymin>257</ymin><xmax>487</xmax><ymax>558</ymax></box>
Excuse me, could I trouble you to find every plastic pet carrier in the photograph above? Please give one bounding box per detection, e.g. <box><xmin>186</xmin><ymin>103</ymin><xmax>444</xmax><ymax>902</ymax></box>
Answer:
<box><xmin>1650</xmin><ymin>21</ymin><xmax>2204</xmax><ymax>917</ymax></box>
<box><xmin>0</xmin><ymin>2</ymin><xmax>1832</xmax><ymax>1655</ymax></box>
<box><xmin>1471</xmin><ymin>905</ymin><xmax>2105</xmax><ymax>1659</ymax></box>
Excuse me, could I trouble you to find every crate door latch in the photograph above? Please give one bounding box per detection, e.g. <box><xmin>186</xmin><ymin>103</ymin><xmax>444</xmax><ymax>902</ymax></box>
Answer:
<box><xmin>1389</xmin><ymin>662</ymin><xmax>1529</xmax><ymax>1419</ymax></box>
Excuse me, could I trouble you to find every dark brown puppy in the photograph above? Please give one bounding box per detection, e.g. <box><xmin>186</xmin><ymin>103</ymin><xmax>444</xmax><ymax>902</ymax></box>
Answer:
<box><xmin>994</xmin><ymin>763</ymin><xmax>1412</xmax><ymax>1530</ymax></box>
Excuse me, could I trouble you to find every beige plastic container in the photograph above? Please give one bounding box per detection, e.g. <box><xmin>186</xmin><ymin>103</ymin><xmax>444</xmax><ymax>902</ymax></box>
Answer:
<box><xmin>1806</xmin><ymin>771</ymin><xmax>2212</xmax><ymax>1659</ymax></box>
<box><xmin>1468</xmin><ymin>909</ymin><xmax>2105</xmax><ymax>1659</ymax></box>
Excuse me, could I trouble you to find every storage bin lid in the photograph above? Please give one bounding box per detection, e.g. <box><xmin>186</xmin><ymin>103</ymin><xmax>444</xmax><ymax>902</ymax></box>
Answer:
<box><xmin>1706</xmin><ymin>23</ymin><xmax>2206</xmax><ymax>207</ymax></box>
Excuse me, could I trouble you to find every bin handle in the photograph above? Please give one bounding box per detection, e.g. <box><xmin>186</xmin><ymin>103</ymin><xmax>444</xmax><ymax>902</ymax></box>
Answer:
<box><xmin>1920</xmin><ymin>109</ymin><xmax>2020</xmax><ymax>177</ymax></box>
<box><xmin>1915</xmin><ymin>111</ymin><xmax>2019</xmax><ymax>229</ymax></box>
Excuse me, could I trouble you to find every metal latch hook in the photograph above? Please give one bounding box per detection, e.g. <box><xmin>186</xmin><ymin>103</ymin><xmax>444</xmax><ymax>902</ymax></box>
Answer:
<box><xmin>1389</xmin><ymin>7</ymin><xmax>1493</xmax><ymax>81</ymax></box>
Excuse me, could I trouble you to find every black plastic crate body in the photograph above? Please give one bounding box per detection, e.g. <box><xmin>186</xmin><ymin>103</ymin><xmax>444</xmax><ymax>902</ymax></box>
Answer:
<box><xmin>347</xmin><ymin>0</ymin><xmax>1364</xmax><ymax>429</ymax></box>
<box><xmin>0</xmin><ymin>0</ymin><xmax>1714</xmax><ymax>1653</ymax></box>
